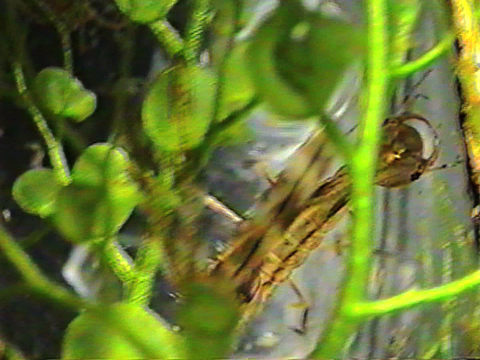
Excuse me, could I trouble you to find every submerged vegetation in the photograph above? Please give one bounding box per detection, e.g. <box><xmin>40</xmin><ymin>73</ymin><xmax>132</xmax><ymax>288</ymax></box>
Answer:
<box><xmin>1</xmin><ymin>0</ymin><xmax>480</xmax><ymax>358</ymax></box>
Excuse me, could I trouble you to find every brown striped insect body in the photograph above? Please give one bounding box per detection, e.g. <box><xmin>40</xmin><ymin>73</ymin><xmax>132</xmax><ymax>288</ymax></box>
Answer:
<box><xmin>208</xmin><ymin>113</ymin><xmax>439</xmax><ymax>329</ymax></box>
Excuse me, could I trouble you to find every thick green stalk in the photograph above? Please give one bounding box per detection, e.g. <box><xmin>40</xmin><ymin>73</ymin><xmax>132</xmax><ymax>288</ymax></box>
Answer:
<box><xmin>0</xmin><ymin>224</ymin><xmax>88</xmax><ymax>311</ymax></box>
<box><xmin>12</xmin><ymin>62</ymin><xmax>70</xmax><ymax>186</ymax></box>
<box><xmin>150</xmin><ymin>20</ymin><xmax>184</xmax><ymax>57</ymax></box>
<box><xmin>184</xmin><ymin>0</ymin><xmax>211</xmax><ymax>64</ymax></box>
<box><xmin>391</xmin><ymin>31</ymin><xmax>454</xmax><ymax>78</ymax></box>
<box><xmin>310</xmin><ymin>0</ymin><xmax>389</xmax><ymax>356</ymax></box>
<box><xmin>348</xmin><ymin>269</ymin><xmax>480</xmax><ymax>317</ymax></box>
<box><xmin>32</xmin><ymin>0</ymin><xmax>73</xmax><ymax>73</ymax></box>
<box><xmin>126</xmin><ymin>240</ymin><xmax>164</xmax><ymax>306</ymax></box>
<box><xmin>101</xmin><ymin>240</ymin><xmax>136</xmax><ymax>286</ymax></box>
<box><xmin>210</xmin><ymin>0</ymin><xmax>241</xmax><ymax>125</ymax></box>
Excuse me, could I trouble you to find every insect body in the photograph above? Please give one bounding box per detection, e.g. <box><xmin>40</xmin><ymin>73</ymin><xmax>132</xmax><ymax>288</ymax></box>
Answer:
<box><xmin>208</xmin><ymin>113</ymin><xmax>439</xmax><ymax>329</ymax></box>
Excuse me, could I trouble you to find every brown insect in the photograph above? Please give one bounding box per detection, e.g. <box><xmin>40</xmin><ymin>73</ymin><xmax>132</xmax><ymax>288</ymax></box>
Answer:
<box><xmin>208</xmin><ymin>113</ymin><xmax>439</xmax><ymax>330</ymax></box>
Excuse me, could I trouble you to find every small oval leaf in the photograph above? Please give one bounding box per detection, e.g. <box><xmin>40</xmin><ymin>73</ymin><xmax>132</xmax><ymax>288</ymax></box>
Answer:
<box><xmin>33</xmin><ymin>67</ymin><xmax>96</xmax><ymax>121</ymax></box>
<box><xmin>12</xmin><ymin>169</ymin><xmax>61</xmax><ymax>217</ymax></box>
<box><xmin>306</xmin><ymin>13</ymin><xmax>366</xmax><ymax>112</ymax></box>
<box><xmin>61</xmin><ymin>87</ymin><xmax>97</xmax><ymax>122</ymax></box>
<box><xmin>53</xmin><ymin>183</ymin><xmax>140</xmax><ymax>244</ymax></box>
<box><xmin>178</xmin><ymin>280</ymin><xmax>240</xmax><ymax>359</ymax></box>
<box><xmin>53</xmin><ymin>185</ymin><xmax>103</xmax><ymax>243</ymax></box>
<box><xmin>246</xmin><ymin>4</ymin><xmax>314</xmax><ymax>119</ymax></box>
<box><xmin>246</xmin><ymin>2</ymin><xmax>366</xmax><ymax>119</ymax></box>
<box><xmin>71</xmin><ymin>144</ymin><xmax>129</xmax><ymax>188</ymax></box>
<box><xmin>218</xmin><ymin>41</ymin><xmax>256</xmax><ymax>121</ymax></box>
<box><xmin>53</xmin><ymin>183</ymin><xmax>140</xmax><ymax>243</ymax></box>
<box><xmin>54</xmin><ymin>144</ymin><xmax>141</xmax><ymax>243</ymax></box>
<box><xmin>142</xmin><ymin>65</ymin><xmax>215</xmax><ymax>152</ymax></box>
<box><xmin>62</xmin><ymin>302</ymin><xmax>185</xmax><ymax>359</ymax></box>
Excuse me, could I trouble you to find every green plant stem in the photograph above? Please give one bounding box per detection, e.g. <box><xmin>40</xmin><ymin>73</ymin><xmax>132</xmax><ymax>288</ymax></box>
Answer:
<box><xmin>0</xmin><ymin>224</ymin><xmax>88</xmax><ymax>311</ymax></box>
<box><xmin>206</xmin><ymin>97</ymin><xmax>259</xmax><ymax>144</ymax></box>
<box><xmin>210</xmin><ymin>1</ymin><xmax>241</xmax><ymax>124</ymax></box>
<box><xmin>127</xmin><ymin>240</ymin><xmax>164</xmax><ymax>306</ymax></box>
<box><xmin>311</xmin><ymin>0</ymin><xmax>389</xmax><ymax>357</ymax></box>
<box><xmin>319</xmin><ymin>114</ymin><xmax>354</xmax><ymax>160</ymax></box>
<box><xmin>389</xmin><ymin>0</ymin><xmax>421</xmax><ymax>69</ymax></box>
<box><xmin>184</xmin><ymin>0</ymin><xmax>211</xmax><ymax>64</ymax></box>
<box><xmin>149</xmin><ymin>20</ymin><xmax>184</xmax><ymax>57</ymax></box>
<box><xmin>32</xmin><ymin>0</ymin><xmax>73</xmax><ymax>73</ymax></box>
<box><xmin>18</xmin><ymin>225</ymin><xmax>51</xmax><ymax>249</ymax></box>
<box><xmin>347</xmin><ymin>269</ymin><xmax>480</xmax><ymax>318</ymax></box>
<box><xmin>390</xmin><ymin>31</ymin><xmax>454</xmax><ymax>78</ymax></box>
<box><xmin>12</xmin><ymin>61</ymin><xmax>70</xmax><ymax>186</ymax></box>
<box><xmin>101</xmin><ymin>240</ymin><xmax>136</xmax><ymax>286</ymax></box>
<box><xmin>192</xmin><ymin>96</ymin><xmax>260</xmax><ymax>173</ymax></box>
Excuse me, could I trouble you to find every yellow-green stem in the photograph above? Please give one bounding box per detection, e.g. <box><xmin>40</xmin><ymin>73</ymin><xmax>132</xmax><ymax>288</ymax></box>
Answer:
<box><xmin>150</xmin><ymin>20</ymin><xmax>184</xmax><ymax>57</ymax></box>
<box><xmin>391</xmin><ymin>32</ymin><xmax>454</xmax><ymax>78</ymax></box>
<box><xmin>12</xmin><ymin>62</ymin><xmax>70</xmax><ymax>186</ymax></box>
<box><xmin>311</xmin><ymin>0</ymin><xmax>389</xmax><ymax>356</ymax></box>
<box><xmin>348</xmin><ymin>268</ymin><xmax>480</xmax><ymax>318</ymax></box>
<box><xmin>0</xmin><ymin>224</ymin><xmax>88</xmax><ymax>311</ymax></box>
<box><xmin>127</xmin><ymin>240</ymin><xmax>164</xmax><ymax>306</ymax></box>
<box><xmin>184</xmin><ymin>0</ymin><xmax>211</xmax><ymax>64</ymax></box>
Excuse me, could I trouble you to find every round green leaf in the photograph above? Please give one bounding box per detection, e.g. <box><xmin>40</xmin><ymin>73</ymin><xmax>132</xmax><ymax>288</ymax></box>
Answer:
<box><xmin>246</xmin><ymin>2</ymin><xmax>365</xmax><ymax>119</ymax></box>
<box><xmin>12</xmin><ymin>169</ymin><xmax>61</xmax><ymax>217</ymax></box>
<box><xmin>142</xmin><ymin>65</ymin><xmax>215</xmax><ymax>152</ymax></box>
<box><xmin>33</xmin><ymin>67</ymin><xmax>96</xmax><ymax>121</ymax></box>
<box><xmin>179</xmin><ymin>282</ymin><xmax>239</xmax><ymax>336</ymax></box>
<box><xmin>218</xmin><ymin>41</ymin><xmax>256</xmax><ymax>121</ymax></box>
<box><xmin>62</xmin><ymin>303</ymin><xmax>185</xmax><ymax>359</ymax></box>
<box><xmin>53</xmin><ymin>181</ymin><xmax>140</xmax><ymax>244</ymax></box>
<box><xmin>178</xmin><ymin>281</ymin><xmax>240</xmax><ymax>359</ymax></box>
<box><xmin>114</xmin><ymin>0</ymin><xmax>176</xmax><ymax>23</ymax></box>
<box><xmin>305</xmin><ymin>13</ymin><xmax>366</xmax><ymax>113</ymax></box>
<box><xmin>53</xmin><ymin>185</ymin><xmax>103</xmax><ymax>243</ymax></box>
<box><xmin>63</xmin><ymin>144</ymin><xmax>140</xmax><ymax>242</ymax></box>
<box><xmin>246</xmin><ymin>2</ymin><xmax>314</xmax><ymax>119</ymax></box>
<box><xmin>61</xmin><ymin>87</ymin><xmax>96</xmax><ymax>122</ymax></box>
<box><xmin>54</xmin><ymin>145</ymin><xmax>141</xmax><ymax>243</ymax></box>
<box><xmin>71</xmin><ymin>144</ymin><xmax>129</xmax><ymax>188</ymax></box>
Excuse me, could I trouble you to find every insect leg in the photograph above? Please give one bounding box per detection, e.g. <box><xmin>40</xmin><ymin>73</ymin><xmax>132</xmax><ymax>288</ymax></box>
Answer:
<box><xmin>288</xmin><ymin>279</ymin><xmax>310</xmax><ymax>335</ymax></box>
<box><xmin>203</xmin><ymin>194</ymin><xmax>244</xmax><ymax>224</ymax></box>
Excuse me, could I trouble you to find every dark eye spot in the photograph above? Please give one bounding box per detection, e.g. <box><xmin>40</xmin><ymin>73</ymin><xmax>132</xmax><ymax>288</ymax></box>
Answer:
<box><xmin>410</xmin><ymin>171</ymin><xmax>421</xmax><ymax>182</ymax></box>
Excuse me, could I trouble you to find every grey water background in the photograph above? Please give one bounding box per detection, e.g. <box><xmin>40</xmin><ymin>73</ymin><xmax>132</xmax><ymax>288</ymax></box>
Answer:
<box><xmin>59</xmin><ymin>0</ymin><xmax>477</xmax><ymax>358</ymax></box>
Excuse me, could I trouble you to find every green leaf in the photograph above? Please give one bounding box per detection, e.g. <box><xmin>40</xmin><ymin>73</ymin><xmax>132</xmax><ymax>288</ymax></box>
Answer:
<box><xmin>53</xmin><ymin>144</ymin><xmax>141</xmax><ymax>243</ymax></box>
<box><xmin>33</xmin><ymin>67</ymin><xmax>96</xmax><ymax>122</ymax></box>
<box><xmin>61</xmin><ymin>87</ymin><xmax>97</xmax><ymax>121</ymax></box>
<box><xmin>388</xmin><ymin>0</ymin><xmax>422</xmax><ymax>67</ymax></box>
<box><xmin>142</xmin><ymin>65</ymin><xmax>215</xmax><ymax>153</ymax></box>
<box><xmin>218</xmin><ymin>41</ymin><xmax>256</xmax><ymax>121</ymax></box>
<box><xmin>246</xmin><ymin>1</ymin><xmax>365</xmax><ymax>119</ymax></box>
<box><xmin>211</xmin><ymin>119</ymin><xmax>252</xmax><ymax>147</ymax></box>
<box><xmin>12</xmin><ymin>168</ymin><xmax>61</xmax><ymax>218</ymax></box>
<box><xmin>148</xmin><ymin>174</ymin><xmax>181</xmax><ymax>217</ymax></box>
<box><xmin>53</xmin><ymin>183</ymin><xmax>140</xmax><ymax>243</ymax></box>
<box><xmin>62</xmin><ymin>302</ymin><xmax>185</xmax><ymax>359</ymax></box>
<box><xmin>246</xmin><ymin>2</ymin><xmax>314</xmax><ymax>119</ymax></box>
<box><xmin>178</xmin><ymin>280</ymin><xmax>240</xmax><ymax>359</ymax></box>
<box><xmin>114</xmin><ymin>0</ymin><xmax>177</xmax><ymax>24</ymax></box>
<box><xmin>53</xmin><ymin>185</ymin><xmax>104</xmax><ymax>243</ymax></box>
<box><xmin>305</xmin><ymin>13</ymin><xmax>366</xmax><ymax>113</ymax></box>
<box><xmin>71</xmin><ymin>144</ymin><xmax>129</xmax><ymax>188</ymax></box>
